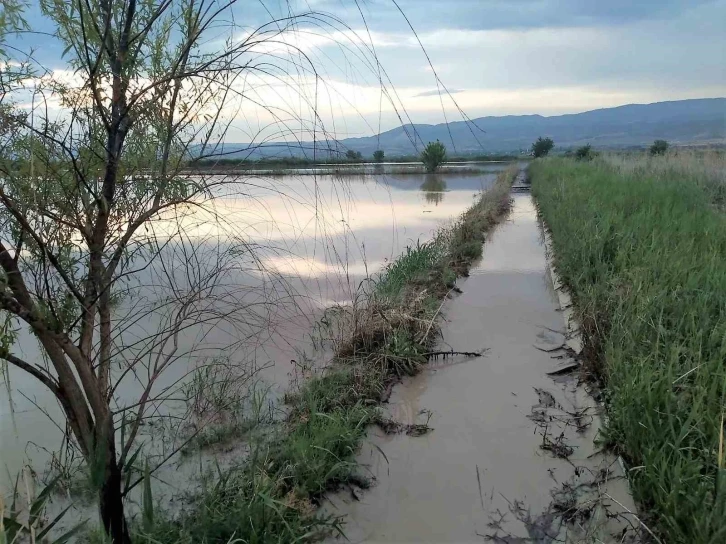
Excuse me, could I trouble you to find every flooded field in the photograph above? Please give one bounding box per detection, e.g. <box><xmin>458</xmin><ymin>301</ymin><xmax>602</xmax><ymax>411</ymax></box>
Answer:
<box><xmin>0</xmin><ymin>166</ymin><xmax>514</xmax><ymax>493</ymax></box>
<box><xmin>324</xmin><ymin>194</ymin><xmax>639</xmax><ymax>543</ymax></box>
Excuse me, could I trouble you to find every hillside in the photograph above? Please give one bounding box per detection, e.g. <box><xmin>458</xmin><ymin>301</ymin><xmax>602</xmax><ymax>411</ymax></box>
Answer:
<box><xmin>212</xmin><ymin>98</ymin><xmax>726</xmax><ymax>159</ymax></box>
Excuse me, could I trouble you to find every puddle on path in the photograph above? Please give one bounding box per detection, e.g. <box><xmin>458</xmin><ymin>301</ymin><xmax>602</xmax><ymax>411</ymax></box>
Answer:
<box><xmin>323</xmin><ymin>194</ymin><xmax>641</xmax><ymax>543</ymax></box>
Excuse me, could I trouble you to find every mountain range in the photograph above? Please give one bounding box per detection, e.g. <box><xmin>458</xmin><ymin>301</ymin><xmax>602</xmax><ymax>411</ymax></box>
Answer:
<box><xmin>215</xmin><ymin>98</ymin><xmax>726</xmax><ymax>159</ymax></box>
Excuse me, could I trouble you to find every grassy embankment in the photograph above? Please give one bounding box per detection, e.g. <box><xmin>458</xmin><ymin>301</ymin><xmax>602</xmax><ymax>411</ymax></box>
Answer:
<box><xmin>138</xmin><ymin>167</ymin><xmax>518</xmax><ymax>543</ymax></box>
<box><xmin>530</xmin><ymin>151</ymin><xmax>726</xmax><ymax>543</ymax></box>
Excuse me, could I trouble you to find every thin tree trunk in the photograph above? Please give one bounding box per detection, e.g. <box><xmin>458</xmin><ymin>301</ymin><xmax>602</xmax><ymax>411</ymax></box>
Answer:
<box><xmin>99</xmin><ymin>421</ymin><xmax>131</xmax><ymax>544</ymax></box>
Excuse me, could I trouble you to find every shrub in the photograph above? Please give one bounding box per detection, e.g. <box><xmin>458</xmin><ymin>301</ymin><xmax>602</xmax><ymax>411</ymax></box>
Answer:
<box><xmin>421</xmin><ymin>140</ymin><xmax>447</xmax><ymax>172</ymax></box>
<box><xmin>345</xmin><ymin>149</ymin><xmax>362</xmax><ymax>160</ymax></box>
<box><xmin>574</xmin><ymin>144</ymin><xmax>594</xmax><ymax>161</ymax></box>
<box><xmin>649</xmin><ymin>139</ymin><xmax>669</xmax><ymax>155</ymax></box>
<box><xmin>531</xmin><ymin>136</ymin><xmax>554</xmax><ymax>158</ymax></box>
<box><xmin>373</xmin><ymin>149</ymin><xmax>385</xmax><ymax>162</ymax></box>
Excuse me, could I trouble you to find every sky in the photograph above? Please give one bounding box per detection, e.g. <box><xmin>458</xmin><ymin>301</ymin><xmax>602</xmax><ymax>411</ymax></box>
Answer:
<box><xmin>5</xmin><ymin>0</ymin><xmax>726</xmax><ymax>141</ymax></box>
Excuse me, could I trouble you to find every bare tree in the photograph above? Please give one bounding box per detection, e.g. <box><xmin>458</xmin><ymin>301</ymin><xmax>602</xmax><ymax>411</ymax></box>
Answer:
<box><xmin>0</xmin><ymin>1</ymin><xmax>446</xmax><ymax>541</ymax></box>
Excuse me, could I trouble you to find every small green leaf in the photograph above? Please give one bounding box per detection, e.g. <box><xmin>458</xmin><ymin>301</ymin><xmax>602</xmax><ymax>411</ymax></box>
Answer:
<box><xmin>2</xmin><ymin>516</ymin><xmax>23</xmax><ymax>542</ymax></box>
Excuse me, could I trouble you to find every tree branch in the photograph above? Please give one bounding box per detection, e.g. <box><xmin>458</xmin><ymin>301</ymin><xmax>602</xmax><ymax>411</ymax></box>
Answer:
<box><xmin>0</xmin><ymin>188</ymin><xmax>86</xmax><ymax>305</ymax></box>
<box><xmin>0</xmin><ymin>352</ymin><xmax>60</xmax><ymax>396</ymax></box>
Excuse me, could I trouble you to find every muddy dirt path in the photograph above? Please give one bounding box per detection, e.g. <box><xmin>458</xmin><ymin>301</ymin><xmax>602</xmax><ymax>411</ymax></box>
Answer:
<box><xmin>324</xmin><ymin>193</ymin><xmax>642</xmax><ymax>543</ymax></box>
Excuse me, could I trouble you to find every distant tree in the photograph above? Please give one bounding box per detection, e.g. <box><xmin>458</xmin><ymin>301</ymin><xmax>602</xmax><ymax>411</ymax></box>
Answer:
<box><xmin>575</xmin><ymin>144</ymin><xmax>594</xmax><ymax>161</ymax></box>
<box><xmin>373</xmin><ymin>149</ymin><xmax>385</xmax><ymax>162</ymax></box>
<box><xmin>650</xmin><ymin>140</ymin><xmax>669</xmax><ymax>156</ymax></box>
<box><xmin>421</xmin><ymin>140</ymin><xmax>447</xmax><ymax>172</ymax></box>
<box><xmin>345</xmin><ymin>149</ymin><xmax>363</xmax><ymax>161</ymax></box>
<box><xmin>531</xmin><ymin>137</ymin><xmax>555</xmax><ymax>158</ymax></box>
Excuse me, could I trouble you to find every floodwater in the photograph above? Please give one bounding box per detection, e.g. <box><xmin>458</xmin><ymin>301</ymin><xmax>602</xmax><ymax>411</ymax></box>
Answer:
<box><xmin>324</xmin><ymin>194</ymin><xmax>640</xmax><ymax>543</ymax></box>
<box><xmin>0</xmin><ymin>166</ymin><xmax>513</xmax><ymax>494</ymax></box>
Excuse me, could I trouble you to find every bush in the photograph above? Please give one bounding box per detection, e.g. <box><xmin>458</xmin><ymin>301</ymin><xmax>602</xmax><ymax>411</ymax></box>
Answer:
<box><xmin>574</xmin><ymin>144</ymin><xmax>594</xmax><ymax>161</ymax></box>
<box><xmin>649</xmin><ymin>139</ymin><xmax>669</xmax><ymax>155</ymax></box>
<box><xmin>531</xmin><ymin>136</ymin><xmax>554</xmax><ymax>158</ymax></box>
<box><xmin>421</xmin><ymin>140</ymin><xmax>447</xmax><ymax>173</ymax></box>
<box><xmin>345</xmin><ymin>149</ymin><xmax>362</xmax><ymax>160</ymax></box>
<box><xmin>373</xmin><ymin>150</ymin><xmax>385</xmax><ymax>162</ymax></box>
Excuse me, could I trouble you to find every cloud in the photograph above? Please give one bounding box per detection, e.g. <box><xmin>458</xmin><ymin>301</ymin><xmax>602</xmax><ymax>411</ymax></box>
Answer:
<box><xmin>5</xmin><ymin>0</ymin><xmax>725</xmax><ymax>140</ymax></box>
<box><xmin>415</xmin><ymin>89</ymin><xmax>464</xmax><ymax>97</ymax></box>
<box><xmin>310</xmin><ymin>0</ymin><xmax>718</xmax><ymax>32</ymax></box>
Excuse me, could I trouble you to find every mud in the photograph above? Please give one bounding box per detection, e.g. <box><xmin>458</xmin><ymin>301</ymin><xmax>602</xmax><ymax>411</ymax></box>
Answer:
<box><xmin>323</xmin><ymin>194</ymin><xmax>642</xmax><ymax>543</ymax></box>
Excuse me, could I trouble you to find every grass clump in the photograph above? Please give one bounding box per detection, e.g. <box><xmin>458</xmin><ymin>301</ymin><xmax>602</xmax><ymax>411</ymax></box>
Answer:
<box><xmin>267</xmin><ymin>406</ymin><xmax>374</xmax><ymax>496</ymax></box>
<box><xmin>373</xmin><ymin>240</ymin><xmax>446</xmax><ymax>302</ymax></box>
<box><xmin>136</xmin><ymin>456</ymin><xmax>337</xmax><ymax>544</ymax></box>
<box><xmin>530</xmin><ymin>156</ymin><xmax>726</xmax><ymax>543</ymax></box>
<box><xmin>140</xmin><ymin>166</ymin><xmax>518</xmax><ymax>543</ymax></box>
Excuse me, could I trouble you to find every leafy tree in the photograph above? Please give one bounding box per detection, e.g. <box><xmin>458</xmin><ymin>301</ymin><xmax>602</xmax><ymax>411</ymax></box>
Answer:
<box><xmin>0</xmin><ymin>1</ymin><xmax>397</xmax><ymax>541</ymax></box>
<box><xmin>531</xmin><ymin>137</ymin><xmax>554</xmax><ymax>158</ymax></box>
<box><xmin>345</xmin><ymin>149</ymin><xmax>362</xmax><ymax>160</ymax></box>
<box><xmin>373</xmin><ymin>149</ymin><xmax>385</xmax><ymax>162</ymax></box>
<box><xmin>575</xmin><ymin>144</ymin><xmax>594</xmax><ymax>161</ymax></box>
<box><xmin>421</xmin><ymin>140</ymin><xmax>447</xmax><ymax>173</ymax></box>
<box><xmin>650</xmin><ymin>139</ymin><xmax>669</xmax><ymax>155</ymax></box>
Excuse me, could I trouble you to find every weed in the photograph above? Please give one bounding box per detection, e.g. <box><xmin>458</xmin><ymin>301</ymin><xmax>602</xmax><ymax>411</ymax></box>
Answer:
<box><xmin>267</xmin><ymin>406</ymin><xmax>375</xmax><ymax>496</ymax></box>
<box><xmin>136</xmin><ymin>454</ymin><xmax>340</xmax><ymax>543</ymax></box>
<box><xmin>531</xmin><ymin>156</ymin><xmax>726</xmax><ymax>542</ymax></box>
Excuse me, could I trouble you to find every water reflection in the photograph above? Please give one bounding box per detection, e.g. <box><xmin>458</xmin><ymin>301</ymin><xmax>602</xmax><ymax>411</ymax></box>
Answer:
<box><xmin>0</xmin><ymin>168</ymin><xmax>511</xmax><ymax>492</ymax></box>
<box><xmin>420</xmin><ymin>174</ymin><xmax>447</xmax><ymax>205</ymax></box>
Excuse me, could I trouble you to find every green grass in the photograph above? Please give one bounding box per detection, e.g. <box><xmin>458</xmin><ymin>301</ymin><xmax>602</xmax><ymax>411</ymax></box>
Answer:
<box><xmin>267</xmin><ymin>406</ymin><xmax>374</xmax><ymax>496</ymax></box>
<box><xmin>135</xmin><ymin>453</ymin><xmax>341</xmax><ymax>544</ymax></box>
<box><xmin>373</xmin><ymin>240</ymin><xmax>446</xmax><ymax>301</ymax></box>
<box><xmin>531</xmin><ymin>157</ymin><xmax>726</xmax><ymax>543</ymax></box>
<box><xmin>136</xmin><ymin>166</ymin><xmax>517</xmax><ymax>543</ymax></box>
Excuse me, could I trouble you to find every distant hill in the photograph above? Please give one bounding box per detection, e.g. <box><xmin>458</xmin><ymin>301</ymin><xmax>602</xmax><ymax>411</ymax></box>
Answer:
<box><xmin>210</xmin><ymin>98</ymin><xmax>726</xmax><ymax>159</ymax></box>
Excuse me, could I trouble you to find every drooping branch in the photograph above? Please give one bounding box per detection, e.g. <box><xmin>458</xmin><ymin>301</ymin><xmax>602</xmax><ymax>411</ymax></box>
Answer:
<box><xmin>0</xmin><ymin>352</ymin><xmax>59</xmax><ymax>395</ymax></box>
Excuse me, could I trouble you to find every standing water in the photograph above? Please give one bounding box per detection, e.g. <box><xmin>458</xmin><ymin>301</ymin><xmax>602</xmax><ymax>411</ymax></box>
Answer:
<box><xmin>324</xmin><ymin>193</ymin><xmax>639</xmax><ymax>543</ymax></box>
<box><xmin>0</xmin><ymin>166</ymin><xmax>513</xmax><ymax>494</ymax></box>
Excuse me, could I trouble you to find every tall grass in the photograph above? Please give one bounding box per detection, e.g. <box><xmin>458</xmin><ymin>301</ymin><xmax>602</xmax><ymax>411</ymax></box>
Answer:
<box><xmin>138</xmin><ymin>166</ymin><xmax>518</xmax><ymax>543</ymax></box>
<box><xmin>531</xmin><ymin>157</ymin><xmax>726</xmax><ymax>543</ymax></box>
<box><xmin>601</xmin><ymin>149</ymin><xmax>726</xmax><ymax>208</ymax></box>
